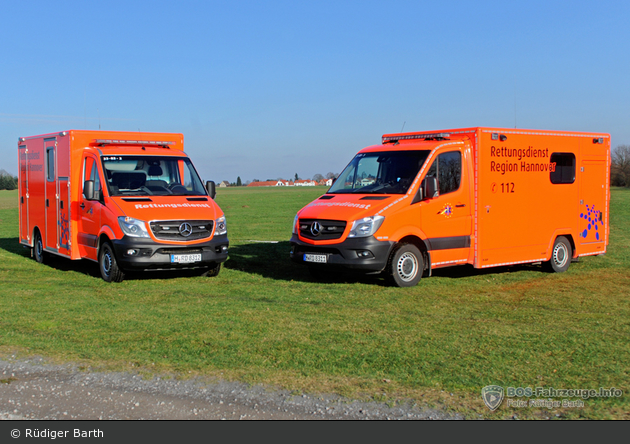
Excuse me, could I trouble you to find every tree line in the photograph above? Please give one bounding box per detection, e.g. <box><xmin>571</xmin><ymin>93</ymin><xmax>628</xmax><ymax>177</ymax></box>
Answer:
<box><xmin>611</xmin><ymin>145</ymin><xmax>630</xmax><ymax>187</ymax></box>
<box><xmin>231</xmin><ymin>172</ymin><xmax>338</xmax><ymax>186</ymax></box>
<box><xmin>0</xmin><ymin>170</ymin><xmax>18</xmax><ymax>190</ymax></box>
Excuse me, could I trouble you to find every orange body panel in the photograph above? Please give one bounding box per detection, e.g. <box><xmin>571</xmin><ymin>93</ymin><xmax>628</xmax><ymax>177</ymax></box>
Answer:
<box><xmin>18</xmin><ymin>130</ymin><xmax>227</xmax><ymax>272</ymax></box>
<box><xmin>291</xmin><ymin>127</ymin><xmax>610</xmax><ymax>276</ymax></box>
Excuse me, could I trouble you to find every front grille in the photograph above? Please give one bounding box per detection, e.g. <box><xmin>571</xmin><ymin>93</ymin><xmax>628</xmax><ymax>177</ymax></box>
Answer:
<box><xmin>157</xmin><ymin>248</ymin><xmax>204</xmax><ymax>255</ymax></box>
<box><xmin>299</xmin><ymin>219</ymin><xmax>347</xmax><ymax>240</ymax></box>
<box><xmin>149</xmin><ymin>220</ymin><xmax>214</xmax><ymax>241</ymax></box>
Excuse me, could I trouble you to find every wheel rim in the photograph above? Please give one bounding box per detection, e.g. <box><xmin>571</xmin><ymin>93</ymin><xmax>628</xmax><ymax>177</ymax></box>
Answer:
<box><xmin>36</xmin><ymin>237</ymin><xmax>43</xmax><ymax>259</ymax></box>
<box><xmin>553</xmin><ymin>243</ymin><xmax>568</xmax><ymax>268</ymax></box>
<box><xmin>102</xmin><ymin>249</ymin><xmax>112</xmax><ymax>276</ymax></box>
<box><xmin>397</xmin><ymin>252</ymin><xmax>419</xmax><ymax>282</ymax></box>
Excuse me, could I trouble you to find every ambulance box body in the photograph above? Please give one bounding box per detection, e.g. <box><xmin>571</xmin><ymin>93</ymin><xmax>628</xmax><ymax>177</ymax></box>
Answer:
<box><xmin>290</xmin><ymin>127</ymin><xmax>610</xmax><ymax>287</ymax></box>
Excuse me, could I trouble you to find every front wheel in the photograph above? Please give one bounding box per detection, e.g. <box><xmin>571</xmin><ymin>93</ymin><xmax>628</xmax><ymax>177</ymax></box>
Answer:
<box><xmin>545</xmin><ymin>236</ymin><xmax>572</xmax><ymax>273</ymax></box>
<box><xmin>387</xmin><ymin>243</ymin><xmax>423</xmax><ymax>287</ymax></box>
<box><xmin>200</xmin><ymin>263</ymin><xmax>221</xmax><ymax>277</ymax></box>
<box><xmin>99</xmin><ymin>242</ymin><xmax>125</xmax><ymax>283</ymax></box>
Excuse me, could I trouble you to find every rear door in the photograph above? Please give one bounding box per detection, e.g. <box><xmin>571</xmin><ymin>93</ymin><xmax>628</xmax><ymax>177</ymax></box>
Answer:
<box><xmin>578</xmin><ymin>160</ymin><xmax>606</xmax><ymax>247</ymax></box>
<box><xmin>18</xmin><ymin>144</ymin><xmax>29</xmax><ymax>244</ymax></box>
<box><xmin>44</xmin><ymin>139</ymin><xmax>58</xmax><ymax>250</ymax></box>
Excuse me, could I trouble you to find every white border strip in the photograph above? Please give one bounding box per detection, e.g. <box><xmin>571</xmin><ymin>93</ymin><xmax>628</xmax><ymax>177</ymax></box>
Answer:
<box><xmin>481</xmin><ymin>257</ymin><xmax>547</xmax><ymax>268</ymax></box>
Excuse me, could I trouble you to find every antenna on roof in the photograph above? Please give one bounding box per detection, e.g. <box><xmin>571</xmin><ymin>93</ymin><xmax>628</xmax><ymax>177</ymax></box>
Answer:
<box><xmin>513</xmin><ymin>79</ymin><xmax>517</xmax><ymax>128</ymax></box>
<box><xmin>401</xmin><ymin>121</ymin><xmax>406</xmax><ymax>132</ymax></box>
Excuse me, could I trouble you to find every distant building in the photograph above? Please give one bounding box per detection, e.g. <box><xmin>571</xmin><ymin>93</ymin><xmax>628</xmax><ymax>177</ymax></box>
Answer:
<box><xmin>294</xmin><ymin>179</ymin><xmax>316</xmax><ymax>186</ymax></box>
<box><xmin>219</xmin><ymin>181</ymin><xmax>230</xmax><ymax>188</ymax></box>
<box><xmin>247</xmin><ymin>180</ymin><xmax>279</xmax><ymax>187</ymax></box>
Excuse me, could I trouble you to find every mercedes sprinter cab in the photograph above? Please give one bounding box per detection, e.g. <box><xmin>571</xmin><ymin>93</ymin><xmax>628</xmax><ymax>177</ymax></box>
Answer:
<box><xmin>18</xmin><ymin>130</ymin><xmax>229</xmax><ymax>282</ymax></box>
<box><xmin>290</xmin><ymin>127</ymin><xmax>610</xmax><ymax>287</ymax></box>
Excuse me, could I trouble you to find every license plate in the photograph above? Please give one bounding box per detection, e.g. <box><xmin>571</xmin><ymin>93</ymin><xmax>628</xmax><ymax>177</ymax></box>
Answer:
<box><xmin>304</xmin><ymin>253</ymin><xmax>327</xmax><ymax>263</ymax></box>
<box><xmin>171</xmin><ymin>253</ymin><xmax>202</xmax><ymax>263</ymax></box>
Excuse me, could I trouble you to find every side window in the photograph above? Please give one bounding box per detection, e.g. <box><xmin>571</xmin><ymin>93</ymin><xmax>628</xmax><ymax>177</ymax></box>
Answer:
<box><xmin>46</xmin><ymin>147</ymin><xmax>55</xmax><ymax>181</ymax></box>
<box><xmin>425</xmin><ymin>151</ymin><xmax>462</xmax><ymax>195</ymax></box>
<box><xmin>82</xmin><ymin>157</ymin><xmax>102</xmax><ymax>197</ymax></box>
<box><xmin>90</xmin><ymin>161</ymin><xmax>102</xmax><ymax>191</ymax></box>
<box><xmin>550</xmin><ymin>153</ymin><xmax>576</xmax><ymax>184</ymax></box>
<box><xmin>438</xmin><ymin>151</ymin><xmax>461</xmax><ymax>194</ymax></box>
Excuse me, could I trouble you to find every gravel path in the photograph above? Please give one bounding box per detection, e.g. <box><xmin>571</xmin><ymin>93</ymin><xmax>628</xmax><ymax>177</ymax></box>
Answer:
<box><xmin>0</xmin><ymin>356</ymin><xmax>461</xmax><ymax>420</ymax></box>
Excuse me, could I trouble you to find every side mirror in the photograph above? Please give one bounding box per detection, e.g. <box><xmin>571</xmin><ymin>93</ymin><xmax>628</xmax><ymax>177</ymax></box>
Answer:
<box><xmin>206</xmin><ymin>180</ymin><xmax>216</xmax><ymax>199</ymax></box>
<box><xmin>423</xmin><ymin>176</ymin><xmax>438</xmax><ymax>200</ymax></box>
<box><xmin>412</xmin><ymin>186</ymin><xmax>424</xmax><ymax>204</ymax></box>
<box><xmin>83</xmin><ymin>180</ymin><xmax>95</xmax><ymax>200</ymax></box>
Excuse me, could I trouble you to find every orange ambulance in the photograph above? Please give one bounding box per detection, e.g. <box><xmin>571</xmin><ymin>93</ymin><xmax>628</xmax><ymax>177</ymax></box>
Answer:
<box><xmin>290</xmin><ymin>127</ymin><xmax>610</xmax><ymax>287</ymax></box>
<box><xmin>18</xmin><ymin>130</ymin><xmax>228</xmax><ymax>282</ymax></box>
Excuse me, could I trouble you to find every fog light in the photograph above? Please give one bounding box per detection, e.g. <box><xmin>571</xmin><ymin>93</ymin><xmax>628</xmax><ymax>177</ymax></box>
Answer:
<box><xmin>221</xmin><ymin>245</ymin><xmax>228</xmax><ymax>252</ymax></box>
<box><xmin>357</xmin><ymin>250</ymin><xmax>373</xmax><ymax>258</ymax></box>
<box><xmin>126</xmin><ymin>249</ymin><xmax>138</xmax><ymax>256</ymax></box>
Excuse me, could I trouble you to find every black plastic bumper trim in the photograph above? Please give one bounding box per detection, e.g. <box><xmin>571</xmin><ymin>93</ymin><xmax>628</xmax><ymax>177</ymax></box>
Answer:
<box><xmin>290</xmin><ymin>234</ymin><xmax>394</xmax><ymax>272</ymax></box>
<box><xmin>111</xmin><ymin>234</ymin><xmax>229</xmax><ymax>270</ymax></box>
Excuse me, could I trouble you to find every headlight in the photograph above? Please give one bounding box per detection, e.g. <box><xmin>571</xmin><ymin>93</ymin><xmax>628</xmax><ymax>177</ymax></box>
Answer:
<box><xmin>292</xmin><ymin>214</ymin><xmax>299</xmax><ymax>235</ymax></box>
<box><xmin>118</xmin><ymin>216</ymin><xmax>150</xmax><ymax>238</ymax></box>
<box><xmin>215</xmin><ymin>216</ymin><xmax>227</xmax><ymax>235</ymax></box>
<box><xmin>347</xmin><ymin>215</ymin><xmax>385</xmax><ymax>238</ymax></box>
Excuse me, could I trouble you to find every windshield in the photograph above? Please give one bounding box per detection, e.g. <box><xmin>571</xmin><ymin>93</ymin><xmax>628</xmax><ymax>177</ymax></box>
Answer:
<box><xmin>328</xmin><ymin>150</ymin><xmax>430</xmax><ymax>194</ymax></box>
<box><xmin>101</xmin><ymin>156</ymin><xmax>207</xmax><ymax>196</ymax></box>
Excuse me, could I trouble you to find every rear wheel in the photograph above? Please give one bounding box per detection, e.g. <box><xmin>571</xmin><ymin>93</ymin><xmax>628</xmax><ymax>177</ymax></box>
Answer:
<box><xmin>546</xmin><ymin>236</ymin><xmax>572</xmax><ymax>273</ymax></box>
<box><xmin>99</xmin><ymin>242</ymin><xmax>125</xmax><ymax>283</ymax></box>
<box><xmin>387</xmin><ymin>243</ymin><xmax>423</xmax><ymax>287</ymax></box>
<box><xmin>33</xmin><ymin>230</ymin><xmax>46</xmax><ymax>264</ymax></box>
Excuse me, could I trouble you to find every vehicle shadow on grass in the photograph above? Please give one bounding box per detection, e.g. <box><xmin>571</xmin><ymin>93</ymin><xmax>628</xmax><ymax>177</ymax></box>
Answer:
<box><xmin>224</xmin><ymin>241</ymin><xmax>553</xmax><ymax>286</ymax></box>
<box><xmin>0</xmin><ymin>237</ymin><xmax>30</xmax><ymax>257</ymax></box>
<box><xmin>0</xmin><ymin>237</ymin><xmax>213</xmax><ymax>282</ymax></box>
<box><xmin>226</xmin><ymin>242</ymin><xmax>391</xmax><ymax>287</ymax></box>
<box><xmin>224</xmin><ymin>241</ymin><xmax>386</xmax><ymax>286</ymax></box>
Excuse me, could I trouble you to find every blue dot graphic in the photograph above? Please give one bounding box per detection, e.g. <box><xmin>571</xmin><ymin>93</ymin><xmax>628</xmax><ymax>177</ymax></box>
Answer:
<box><xmin>582</xmin><ymin>229</ymin><xmax>588</xmax><ymax>238</ymax></box>
<box><xmin>580</xmin><ymin>213</ymin><xmax>584</xmax><ymax>218</ymax></box>
<box><xmin>595</xmin><ymin>224</ymin><xmax>598</xmax><ymax>230</ymax></box>
<box><xmin>588</xmin><ymin>224</ymin><xmax>591</xmax><ymax>230</ymax></box>
<box><xmin>596</xmin><ymin>232</ymin><xmax>600</xmax><ymax>240</ymax></box>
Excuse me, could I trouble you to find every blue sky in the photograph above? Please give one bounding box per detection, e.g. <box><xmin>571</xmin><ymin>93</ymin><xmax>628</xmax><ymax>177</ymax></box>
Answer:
<box><xmin>1</xmin><ymin>0</ymin><xmax>628</xmax><ymax>183</ymax></box>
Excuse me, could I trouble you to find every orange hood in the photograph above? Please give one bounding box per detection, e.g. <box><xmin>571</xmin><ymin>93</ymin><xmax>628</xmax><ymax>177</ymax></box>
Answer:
<box><xmin>111</xmin><ymin>196</ymin><xmax>221</xmax><ymax>222</ymax></box>
<box><xmin>297</xmin><ymin>194</ymin><xmax>397</xmax><ymax>222</ymax></box>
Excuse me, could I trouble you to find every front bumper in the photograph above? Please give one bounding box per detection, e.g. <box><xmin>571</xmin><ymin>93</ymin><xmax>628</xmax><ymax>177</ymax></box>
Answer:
<box><xmin>290</xmin><ymin>234</ymin><xmax>394</xmax><ymax>272</ymax></box>
<box><xmin>111</xmin><ymin>234</ymin><xmax>229</xmax><ymax>270</ymax></box>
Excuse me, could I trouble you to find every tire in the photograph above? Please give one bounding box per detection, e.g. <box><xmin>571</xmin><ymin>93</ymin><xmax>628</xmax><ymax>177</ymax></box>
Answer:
<box><xmin>200</xmin><ymin>263</ymin><xmax>221</xmax><ymax>277</ymax></box>
<box><xmin>33</xmin><ymin>230</ymin><xmax>46</xmax><ymax>264</ymax></box>
<box><xmin>387</xmin><ymin>243</ymin><xmax>423</xmax><ymax>287</ymax></box>
<box><xmin>99</xmin><ymin>242</ymin><xmax>125</xmax><ymax>283</ymax></box>
<box><xmin>546</xmin><ymin>236</ymin><xmax>572</xmax><ymax>273</ymax></box>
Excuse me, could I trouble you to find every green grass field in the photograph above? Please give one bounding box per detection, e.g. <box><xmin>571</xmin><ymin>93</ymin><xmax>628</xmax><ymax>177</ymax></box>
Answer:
<box><xmin>0</xmin><ymin>187</ymin><xmax>628</xmax><ymax>419</ymax></box>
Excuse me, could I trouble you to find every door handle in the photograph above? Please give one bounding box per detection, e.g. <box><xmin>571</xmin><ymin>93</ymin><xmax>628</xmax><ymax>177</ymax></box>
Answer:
<box><xmin>455</xmin><ymin>204</ymin><xmax>466</xmax><ymax>208</ymax></box>
<box><xmin>80</xmin><ymin>202</ymin><xmax>86</xmax><ymax>210</ymax></box>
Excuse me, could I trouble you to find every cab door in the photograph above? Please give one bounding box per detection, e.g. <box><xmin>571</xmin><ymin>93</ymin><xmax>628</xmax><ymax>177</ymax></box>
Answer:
<box><xmin>418</xmin><ymin>147</ymin><xmax>472</xmax><ymax>266</ymax></box>
<box><xmin>77</xmin><ymin>154</ymin><xmax>103</xmax><ymax>261</ymax></box>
